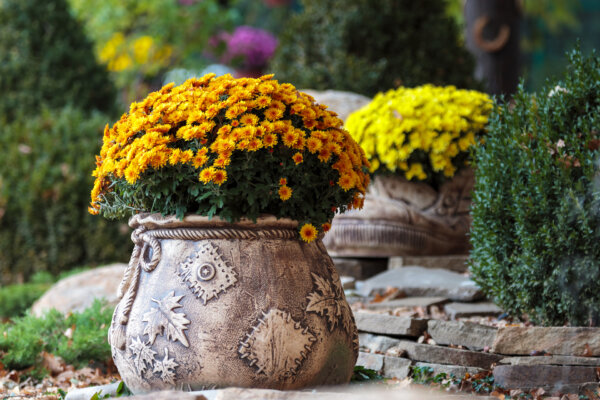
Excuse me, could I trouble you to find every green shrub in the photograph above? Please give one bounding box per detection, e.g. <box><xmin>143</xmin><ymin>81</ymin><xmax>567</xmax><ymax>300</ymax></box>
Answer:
<box><xmin>0</xmin><ymin>283</ymin><xmax>50</xmax><ymax>319</ymax></box>
<box><xmin>0</xmin><ymin>300</ymin><xmax>113</xmax><ymax>372</ymax></box>
<box><xmin>0</xmin><ymin>0</ymin><xmax>116</xmax><ymax>120</ymax></box>
<box><xmin>0</xmin><ymin>107</ymin><xmax>130</xmax><ymax>284</ymax></box>
<box><xmin>270</xmin><ymin>0</ymin><xmax>477</xmax><ymax>96</ymax></box>
<box><xmin>470</xmin><ymin>47</ymin><xmax>600</xmax><ymax>326</ymax></box>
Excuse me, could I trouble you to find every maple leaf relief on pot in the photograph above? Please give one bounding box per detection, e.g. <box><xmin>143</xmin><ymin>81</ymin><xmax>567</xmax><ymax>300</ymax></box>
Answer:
<box><xmin>142</xmin><ymin>290</ymin><xmax>190</xmax><ymax>347</ymax></box>
<box><xmin>305</xmin><ymin>273</ymin><xmax>353</xmax><ymax>333</ymax></box>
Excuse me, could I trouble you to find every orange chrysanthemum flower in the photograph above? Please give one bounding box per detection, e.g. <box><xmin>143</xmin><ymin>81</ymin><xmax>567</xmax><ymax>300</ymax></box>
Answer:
<box><xmin>263</xmin><ymin>133</ymin><xmax>277</xmax><ymax>147</ymax></box>
<box><xmin>199</xmin><ymin>167</ymin><xmax>214</xmax><ymax>183</ymax></box>
<box><xmin>318</xmin><ymin>148</ymin><xmax>332</xmax><ymax>162</ymax></box>
<box><xmin>264</xmin><ymin>107</ymin><xmax>283</xmax><ymax>121</ymax></box>
<box><xmin>321</xmin><ymin>222</ymin><xmax>331</xmax><ymax>232</ymax></box>
<box><xmin>240</xmin><ymin>113</ymin><xmax>259</xmax><ymax>126</ymax></box>
<box><xmin>212</xmin><ymin>169</ymin><xmax>227</xmax><ymax>185</ymax></box>
<box><xmin>292</xmin><ymin>152</ymin><xmax>303</xmax><ymax>164</ymax></box>
<box><xmin>306</xmin><ymin>137</ymin><xmax>322</xmax><ymax>153</ymax></box>
<box><xmin>299</xmin><ymin>223</ymin><xmax>318</xmax><ymax>243</ymax></box>
<box><xmin>279</xmin><ymin>177</ymin><xmax>287</xmax><ymax>186</ymax></box>
<box><xmin>278</xmin><ymin>185</ymin><xmax>292</xmax><ymax>201</ymax></box>
<box><xmin>338</xmin><ymin>174</ymin><xmax>355</xmax><ymax>191</ymax></box>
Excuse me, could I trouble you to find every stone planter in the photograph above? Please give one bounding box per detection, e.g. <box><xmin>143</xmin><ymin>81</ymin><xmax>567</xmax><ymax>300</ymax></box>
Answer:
<box><xmin>109</xmin><ymin>214</ymin><xmax>358</xmax><ymax>394</ymax></box>
<box><xmin>323</xmin><ymin>169</ymin><xmax>474</xmax><ymax>257</ymax></box>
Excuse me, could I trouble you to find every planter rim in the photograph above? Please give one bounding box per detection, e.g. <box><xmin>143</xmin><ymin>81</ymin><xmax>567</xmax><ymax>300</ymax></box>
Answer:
<box><xmin>129</xmin><ymin>212</ymin><xmax>298</xmax><ymax>231</ymax></box>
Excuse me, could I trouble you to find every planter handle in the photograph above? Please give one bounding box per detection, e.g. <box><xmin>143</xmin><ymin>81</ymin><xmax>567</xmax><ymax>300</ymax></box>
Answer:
<box><xmin>109</xmin><ymin>226</ymin><xmax>162</xmax><ymax>350</ymax></box>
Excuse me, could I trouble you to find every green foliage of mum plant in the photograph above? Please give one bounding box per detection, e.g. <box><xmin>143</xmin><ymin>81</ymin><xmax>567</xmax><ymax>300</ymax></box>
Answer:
<box><xmin>470</xmin><ymin>47</ymin><xmax>600</xmax><ymax>326</ymax></box>
<box><xmin>270</xmin><ymin>0</ymin><xmax>477</xmax><ymax>96</ymax></box>
<box><xmin>0</xmin><ymin>107</ymin><xmax>130</xmax><ymax>284</ymax></box>
<box><xmin>0</xmin><ymin>0</ymin><xmax>116</xmax><ymax>120</ymax></box>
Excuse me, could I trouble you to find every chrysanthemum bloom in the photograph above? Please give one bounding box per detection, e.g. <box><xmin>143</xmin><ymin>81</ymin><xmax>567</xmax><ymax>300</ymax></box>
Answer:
<box><xmin>300</xmin><ymin>223</ymin><xmax>318</xmax><ymax>243</ymax></box>
<box><xmin>278</xmin><ymin>185</ymin><xmax>292</xmax><ymax>201</ymax></box>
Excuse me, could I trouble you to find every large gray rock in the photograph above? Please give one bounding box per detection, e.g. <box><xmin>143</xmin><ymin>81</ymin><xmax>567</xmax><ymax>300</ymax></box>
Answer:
<box><xmin>493</xmin><ymin>365</ymin><xmax>598</xmax><ymax>390</ymax></box>
<box><xmin>31</xmin><ymin>263</ymin><xmax>126</xmax><ymax>316</ymax></box>
<box><xmin>359</xmin><ymin>267</ymin><xmax>483</xmax><ymax>301</ymax></box>
<box><xmin>493</xmin><ymin>326</ymin><xmax>600</xmax><ymax>356</ymax></box>
<box><xmin>427</xmin><ymin>320</ymin><xmax>497</xmax><ymax>351</ymax></box>
<box><xmin>387</xmin><ymin>340</ymin><xmax>502</xmax><ymax>369</ymax></box>
<box><xmin>300</xmin><ymin>89</ymin><xmax>371</xmax><ymax>122</ymax></box>
<box><xmin>355</xmin><ymin>312</ymin><xmax>428</xmax><ymax>337</ymax></box>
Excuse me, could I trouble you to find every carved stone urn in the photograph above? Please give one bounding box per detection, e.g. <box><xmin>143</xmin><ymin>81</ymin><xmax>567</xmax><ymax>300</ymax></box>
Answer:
<box><xmin>323</xmin><ymin>168</ymin><xmax>474</xmax><ymax>257</ymax></box>
<box><xmin>109</xmin><ymin>213</ymin><xmax>358</xmax><ymax>394</ymax></box>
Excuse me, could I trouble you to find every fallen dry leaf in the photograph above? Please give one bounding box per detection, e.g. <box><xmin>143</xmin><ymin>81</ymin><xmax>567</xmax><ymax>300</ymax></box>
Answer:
<box><xmin>583</xmin><ymin>343</ymin><xmax>593</xmax><ymax>357</ymax></box>
<box><xmin>41</xmin><ymin>352</ymin><xmax>66</xmax><ymax>376</ymax></box>
<box><xmin>531</xmin><ymin>387</ymin><xmax>545</xmax><ymax>399</ymax></box>
<box><xmin>560</xmin><ymin>394</ymin><xmax>579</xmax><ymax>400</ymax></box>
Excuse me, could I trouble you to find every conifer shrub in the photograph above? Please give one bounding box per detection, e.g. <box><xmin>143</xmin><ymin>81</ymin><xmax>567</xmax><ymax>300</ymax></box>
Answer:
<box><xmin>0</xmin><ymin>0</ymin><xmax>116</xmax><ymax>120</ymax></box>
<box><xmin>0</xmin><ymin>300</ymin><xmax>113</xmax><ymax>372</ymax></box>
<box><xmin>270</xmin><ymin>0</ymin><xmax>477</xmax><ymax>96</ymax></box>
<box><xmin>0</xmin><ymin>107</ymin><xmax>130</xmax><ymax>284</ymax></box>
<box><xmin>470</xmin><ymin>47</ymin><xmax>600</xmax><ymax>326</ymax></box>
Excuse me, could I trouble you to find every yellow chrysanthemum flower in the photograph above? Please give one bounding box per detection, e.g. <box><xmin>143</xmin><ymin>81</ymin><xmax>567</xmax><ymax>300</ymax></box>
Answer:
<box><xmin>346</xmin><ymin>84</ymin><xmax>492</xmax><ymax>182</ymax></box>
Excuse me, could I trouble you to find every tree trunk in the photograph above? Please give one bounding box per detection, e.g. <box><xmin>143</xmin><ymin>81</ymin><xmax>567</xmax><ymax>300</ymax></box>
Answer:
<box><xmin>465</xmin><ymin>0</ymin><xmax>521</xmax><ymax>96</ymax></box>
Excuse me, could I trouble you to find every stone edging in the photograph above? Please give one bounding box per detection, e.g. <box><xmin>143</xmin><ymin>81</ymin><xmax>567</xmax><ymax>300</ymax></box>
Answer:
<box><xmin>355</xmin><ymin>312</ymin><xmax>600</xmax><ymax>393</ymax></box>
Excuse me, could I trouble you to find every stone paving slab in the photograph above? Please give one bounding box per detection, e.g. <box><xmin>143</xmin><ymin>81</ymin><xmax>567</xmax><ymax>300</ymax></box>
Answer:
<box><xmin>492</xmin><ymin>326</ymin><xmax>600</xmax><ymax>356</ymax></box>
<box><xmin>388</xmin><ymin>255</ymin><xmax>469</xmax><ymax>273</ymax></box>
<box><xmin>386</xmin><ymin>340</ymin><xmax>502</xmax><ymax>369</ymax></box>
<box><xmin>500</xmin><ymin>355</ymin><xmax>600</xmax><ymax>366</ymax></box>
<box><xmin>65</xmin><ymin>382</ymin><xmax>121</xmax><ymax>400</ymax></box>
<box><xmin>364</xmin><ymin>297</ymin><xmax>449</xmax><ymax>311</ymax></box>
<box><xmin>358</xmin><ymin>266</ymin><xmax>483</xmax><ymax>301</ymax></box>
<box><xmin>413</xmin><ymin>362</ymin><xmax>486</xmax><ymax>378</ymax></box>
<box><xmin>355</xmin><ymin>312</ymin><xmax>428</xmax><ymax>337</ymax></box>
<box><xmin>427</xmin><ymin>320</ymin><xmax>497</xmax><ymax>351</ymax></box>
<box><xmin>443</xmin><ymin>302</ymin><xmax>502</xmax><ymax>319</ymax></box>
<box><xmin>358</xmin><ymin>333</ymin><xmax>402</xmax><ymax>353</ymax></box>
<box><xmin>356</xmin><ymin>352</ymin><xmax>412</xmax><ymax>379</ymax></box>
<box><xmin>492</xmin><ymin>365</ymin><xmax>598</xmax><ymax>390</ymax></box>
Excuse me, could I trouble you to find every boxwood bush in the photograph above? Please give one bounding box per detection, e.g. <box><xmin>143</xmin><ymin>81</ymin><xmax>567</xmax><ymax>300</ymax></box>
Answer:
<box><xmin>0</xmin><ymin>0</ymin><xmax>116</xmax><ymax>120</ymax></box>
<box><xmin>270</xmin><ymin>0</ymin><xmax>477</xmax><ymax>96</ymax></box>
<box><xmin>0</xmin><ymin>107</ymin><xmax>130</xmax><ymax>284</ymax></box>
<box><xmin>470</xmin><ymin>47</ymin><xmax>600</xmax><ymax>326</ymax></box>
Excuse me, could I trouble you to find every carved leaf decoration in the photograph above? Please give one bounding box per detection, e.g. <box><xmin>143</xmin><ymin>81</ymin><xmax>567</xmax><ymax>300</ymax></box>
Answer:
<box><xmin>306</xmin><ymin>273</ymin><xmax>353</xmax><ymax>333</ymax></box>
<box><xmin>142</xmin><ymin>291</ymin><xmax>190</xmax><ymax>347</ymax></box>
<box><xmin>129</xmin><ymin>336</ymin><xmax>156</xmax><ymax>375</ymax></box>
<box><xmin>153</xmin><ymin>348</ymin><xmax>178</xmax><ymax>384</ymax></box>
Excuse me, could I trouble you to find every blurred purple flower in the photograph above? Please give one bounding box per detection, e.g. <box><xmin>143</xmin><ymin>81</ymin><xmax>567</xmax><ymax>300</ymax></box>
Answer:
<box><xmin>264</xmin><ymin>0</ymin><xmax>291</xmax><ymax>6</ymax></box>
<box><xmin>223</xmin><ymin>26</ymin><xmax>278</xmax><ymax>69</ymax></box>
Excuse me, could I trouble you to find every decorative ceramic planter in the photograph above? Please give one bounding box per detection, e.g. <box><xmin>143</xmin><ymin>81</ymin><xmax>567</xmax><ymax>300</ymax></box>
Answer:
<box><xmin>323</xmin><ymin>168</ymin><xmax>474</xmax><ymax>257</ymax></box>
<box><xmin>109</xmin><ymin>214</ymin><xmax>358</xmax><ymax>394</ymax></box>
